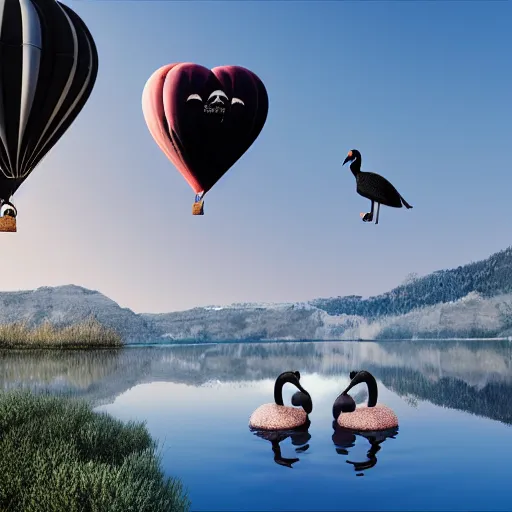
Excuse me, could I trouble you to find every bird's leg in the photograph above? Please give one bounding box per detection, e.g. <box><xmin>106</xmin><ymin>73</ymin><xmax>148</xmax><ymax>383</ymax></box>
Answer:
<box><xmin>375</xmin><ymin>203</ymin><xmax>380</xmax><ymax>225</ymax></box>
<box><xmin>361</xmin><ymin>201</ymin><xmax>374</xmax><ymax>222</ymax></box>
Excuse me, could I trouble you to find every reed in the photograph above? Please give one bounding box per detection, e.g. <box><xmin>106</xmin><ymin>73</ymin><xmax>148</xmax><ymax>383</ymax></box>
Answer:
<box><xmin>0</xmin><ymin>316</ymin><xmax>123</xmax><ymax>348</ymax></box>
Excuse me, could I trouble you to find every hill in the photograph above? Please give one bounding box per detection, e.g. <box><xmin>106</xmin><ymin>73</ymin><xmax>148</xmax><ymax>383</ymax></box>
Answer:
<box><xmin>0</xmin><ymin>285</ymin><xmax>159</xmax><ymax>343</ymax></box>
<box><xmin>143</xmin><ymin>246</ymin><xmax>512</xmax><ymax>341</ymax></box>
<box><xmin>311</xmin><ymin>246</ymin><xmax>512</xmax><ymax>318</ymax></box>
<box><xmin>2</xmin><ymin>247</ymin><xmax>512</xmax><ymax>341</ymax></box>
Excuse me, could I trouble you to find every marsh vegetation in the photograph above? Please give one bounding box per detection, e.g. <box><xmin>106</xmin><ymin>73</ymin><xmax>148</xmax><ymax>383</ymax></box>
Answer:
<box><xmin>0</xmin><ymin>391</ymin><xmax>190</xmax><ymax>512</ymax></box>
<box><xmin>0</xmin><ymin>316</ymin><xmax>122</xmax><ymax>349</ymax></box>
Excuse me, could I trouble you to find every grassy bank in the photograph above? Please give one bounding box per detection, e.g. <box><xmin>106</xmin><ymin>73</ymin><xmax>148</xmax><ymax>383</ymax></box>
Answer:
<box><xmin>0</xmin><ymin>390</ymin><xmax>190</xmax><ymax>512</ymax></box>
<box><xmin>0</xmin><ymin>317</ymin><xmax>122</xmax><ymax>349</ymax></box>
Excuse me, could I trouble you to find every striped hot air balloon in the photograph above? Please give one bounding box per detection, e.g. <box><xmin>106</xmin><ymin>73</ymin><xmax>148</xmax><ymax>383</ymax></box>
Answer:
<box><xmin>0</xmin><ymin>0</ymin><xmax>98</xmax><ymax>231</ymax></box>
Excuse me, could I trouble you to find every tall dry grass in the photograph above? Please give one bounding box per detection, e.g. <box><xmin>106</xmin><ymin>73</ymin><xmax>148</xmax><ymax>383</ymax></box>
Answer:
<box><xmin>0</xmin><ymin>316</ymin><xmax>122</xmax><ymax>349</ymax></box>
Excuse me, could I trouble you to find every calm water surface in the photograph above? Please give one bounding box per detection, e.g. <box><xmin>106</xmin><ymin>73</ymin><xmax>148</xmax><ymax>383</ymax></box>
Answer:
<box><xmin>2</xmin><ymin>340</ymin><xmax>511</xmax><ymax>511</ymax></box>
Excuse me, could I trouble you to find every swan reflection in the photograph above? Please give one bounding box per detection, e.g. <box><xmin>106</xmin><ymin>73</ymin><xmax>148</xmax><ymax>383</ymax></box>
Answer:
<box><xmin>332</xmin><ymin>422</ymin><xmax>398</xmax><ymax>476</ymax></box>
<box><xmin>252</xmin><ymin>421</ymin><xmax>311</xmax><ymax>468</ymax></box>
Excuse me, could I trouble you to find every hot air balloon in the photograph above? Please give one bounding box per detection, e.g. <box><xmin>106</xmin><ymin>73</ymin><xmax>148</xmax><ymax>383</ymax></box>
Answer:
<box><xmin>142</xmin><ymin>63</ymin><xmax>268</xmax><ymax>215</ymax></box>
<box><xmin>0</xmin><ymin>0</ymin><xmax>99</xmax><ymax>232</ymax></box>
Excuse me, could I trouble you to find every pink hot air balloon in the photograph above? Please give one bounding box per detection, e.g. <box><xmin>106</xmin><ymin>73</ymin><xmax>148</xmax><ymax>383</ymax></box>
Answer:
<box><xmin>142</xmin><ymin>63</ymin><xmax>268</xmax><ymax>215</ymax></box>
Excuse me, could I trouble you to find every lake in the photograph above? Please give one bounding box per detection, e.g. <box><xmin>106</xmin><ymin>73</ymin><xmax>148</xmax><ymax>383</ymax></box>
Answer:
<box><xmin>1</xmin><ymin>340</ymin><xmax>511</xmax><ymax>511</ymax></box>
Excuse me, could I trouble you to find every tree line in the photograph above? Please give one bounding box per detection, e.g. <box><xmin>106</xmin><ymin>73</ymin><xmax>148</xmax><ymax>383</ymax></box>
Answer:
<box><xmin>312</xmin><ymin>246</ymin><xmax>512</xmax><ymax>319</ymax></box>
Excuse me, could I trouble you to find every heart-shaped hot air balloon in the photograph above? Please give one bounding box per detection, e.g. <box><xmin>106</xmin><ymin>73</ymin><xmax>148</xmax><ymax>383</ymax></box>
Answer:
<box><xmin>142</xmin><ymin>63</ymin><xmax>268</xmax><ymax>215</ymax></box>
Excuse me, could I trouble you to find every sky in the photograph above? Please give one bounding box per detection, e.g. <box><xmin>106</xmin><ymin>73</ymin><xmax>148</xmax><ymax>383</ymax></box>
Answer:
<box><xmin>1</xmin><ymin>0</ymin><xmax>511</xmax><ymax>313</ymax></box>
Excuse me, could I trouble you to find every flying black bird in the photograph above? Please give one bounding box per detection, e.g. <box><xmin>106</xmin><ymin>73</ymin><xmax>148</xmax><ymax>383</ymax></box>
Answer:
<box><xmin>342</xmin><ymin>149</ymin><xmax>413</xmax><ymax>225</ymax></box>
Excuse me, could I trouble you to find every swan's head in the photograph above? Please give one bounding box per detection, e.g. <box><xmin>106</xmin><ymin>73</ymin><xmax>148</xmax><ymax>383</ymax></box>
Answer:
<box><xmin>333</xmin><ymin>370</ymin><xmax>379</xmax><ymax>419</ymax></box>
<box><xmin>332</xmin><ymin>392</ymin><xmax>356</xmax><ymax>420</ymax></box>
<box><xmin>291</xmin><ymin>390</ymin><xmax>313</xmax><ymax>414</ymax></box>
<box><xmin>275</xmin><ymin>370</ymin><xmax>313</xmax><ymax>414</ymax></box>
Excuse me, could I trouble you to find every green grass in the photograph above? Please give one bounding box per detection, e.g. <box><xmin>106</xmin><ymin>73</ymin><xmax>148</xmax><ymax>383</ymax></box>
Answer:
<box><xmin>0</xmin><ymin>317</ymin><xmax>123</xmax><ymax>349</ymax></box>
<box><xmin>0</xmin><ymin>390</ymin><xmax>191</xmax><ymax>512</ymax></box>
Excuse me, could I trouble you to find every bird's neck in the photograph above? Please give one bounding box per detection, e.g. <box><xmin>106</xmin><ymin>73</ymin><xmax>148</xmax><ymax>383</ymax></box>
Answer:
<box><xmin>274</xmin><ymin>376</ymin><xmax>286</xmax><ymax>405</ymax></box>
<box><xmin>350</xmin><ymin>159</ymin><xmax>361</xmax><ymax>177</ymax></box>
<box><xmin>341</xmin><ymin>370</ymin><xmax>378</xmax><ymax>408</ymax></box>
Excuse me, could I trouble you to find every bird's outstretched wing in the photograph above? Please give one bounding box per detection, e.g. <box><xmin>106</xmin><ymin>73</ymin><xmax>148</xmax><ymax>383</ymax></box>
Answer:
<box><xmin>356</xmin><ymin>172</ymin><xmax>402</xmax><ymax>207</ymax></box>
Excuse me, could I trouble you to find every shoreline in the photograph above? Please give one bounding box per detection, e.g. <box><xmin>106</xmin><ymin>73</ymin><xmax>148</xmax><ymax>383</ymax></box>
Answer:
<box><xmin>123</xmin><ymin>336</ymin><xmax>512</xmax><ymax>347</ymax></box>
<box><xmin>2</xmin><ymin>336</ymin><xmax>510</xmax><ymax>351</ymax></box>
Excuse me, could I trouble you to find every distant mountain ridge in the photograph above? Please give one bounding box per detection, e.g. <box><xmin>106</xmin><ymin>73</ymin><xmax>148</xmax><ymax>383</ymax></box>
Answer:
<box><xmin>2</xmin><ymin>247</ymin><xmax>512</xmax><ymax>342</ymax></box>
<box><xmin>311</xmin><ymin>246</ymin><xmax>512</xmax><ymax>318</ymax></box>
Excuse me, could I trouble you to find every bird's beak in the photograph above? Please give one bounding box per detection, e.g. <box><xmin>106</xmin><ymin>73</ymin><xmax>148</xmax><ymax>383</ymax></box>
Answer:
<box><xmin>342</xmin><ymin>155</ymin><xmax>352</xmax><ymax>166</ymax></box>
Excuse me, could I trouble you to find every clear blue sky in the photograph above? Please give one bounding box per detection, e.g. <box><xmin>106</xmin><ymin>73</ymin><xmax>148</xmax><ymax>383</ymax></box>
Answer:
<box><xmin>3</xmin><ymin>0</ymin><xmax>511</xmax><ymax>313</ymax></box>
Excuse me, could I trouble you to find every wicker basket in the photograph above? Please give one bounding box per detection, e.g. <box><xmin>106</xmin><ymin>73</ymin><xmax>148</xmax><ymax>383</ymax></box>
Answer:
<box><xmin>0</xmin><ymin>216</ymin><xmax>16</xmax><ymax>232</ymax></box>
<box><xmin>192</xmin><ymin>200</ymin><xmax>204</xmax><ymax>215</ymax></box>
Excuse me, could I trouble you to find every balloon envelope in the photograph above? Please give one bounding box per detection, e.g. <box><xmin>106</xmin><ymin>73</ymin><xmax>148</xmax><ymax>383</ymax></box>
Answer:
<box><xmin>142</xmin><ymin>63</ymin><xmax>268</xmax><ymax>195</ymax></box>
<box><xmin>0</xmin><ymin>0</ymin><xmax>99</xmax><ymax>202</ymax></box>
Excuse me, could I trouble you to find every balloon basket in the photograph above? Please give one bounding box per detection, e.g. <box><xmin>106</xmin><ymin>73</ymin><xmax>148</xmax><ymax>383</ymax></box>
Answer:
<box><xmin>192</xmin><ymin>200</ymin><xmax>204</xmax><ymax>216</ymax></box>
<box><xmin>0</xmin><ymin>216</ymin><xmax>16</xmax><ymax>232</ymax></box>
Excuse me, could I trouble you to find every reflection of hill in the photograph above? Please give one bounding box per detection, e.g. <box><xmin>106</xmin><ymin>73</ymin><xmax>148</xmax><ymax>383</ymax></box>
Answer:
<box><xmin>1</xmin><ymin>341</ymin><xmax>511</xmax><ymax>424</ymax></box>
<box><xmin>377</xmin><ymin>368</ymin><xmax>512</xmax><ymax>425</ymax></box>
<box><xmin>0</xmin><ymin>350</ymin><xmax>121</xmax><ymax>389</ymax></box>
<box><xmin>0</xmin><ymin>349</ymin><xmax>147</xmax><ymax>406</ymax></box>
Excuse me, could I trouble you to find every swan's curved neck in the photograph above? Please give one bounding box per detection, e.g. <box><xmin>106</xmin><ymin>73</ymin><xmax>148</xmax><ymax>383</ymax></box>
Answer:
<box><xmin>274</xmin><ymin>375</ymin><xmax>287</xmax><ymax>405</ymax></box>
<box><xmin>274</xmin><ymin>373</ymin><xmax>308</xmax><ymax>406</ymax></box>
<box><xmin>342</xmin><ymin>370</ymin><xmax>378</xmax><ymax>407</ymax></box>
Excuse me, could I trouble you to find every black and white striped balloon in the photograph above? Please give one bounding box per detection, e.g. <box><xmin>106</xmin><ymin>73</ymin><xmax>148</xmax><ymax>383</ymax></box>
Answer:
<box><xmin>0</xmin><ymin>0</ymin><xmax>98</xmax><ymax>203</ymax></box>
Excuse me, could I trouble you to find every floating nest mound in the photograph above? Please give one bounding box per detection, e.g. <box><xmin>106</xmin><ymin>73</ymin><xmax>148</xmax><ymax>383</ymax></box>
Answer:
<box><xmin>337</xmin><ymin>404</ymin><xmax>398</xmax><ymax>431</ymax></box>
<box><xmin>249</xmin><ymin>403</ymin><xmax>308</xmax><ymax>431</ymax></box>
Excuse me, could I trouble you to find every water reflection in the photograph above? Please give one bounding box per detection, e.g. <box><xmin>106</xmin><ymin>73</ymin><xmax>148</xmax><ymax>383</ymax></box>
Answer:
<box><xmin>252</xmin><ymin>422</ymin><xmax>311</xmax><ymax>468</ymax></box>
<box><xmin>332</xmin><ymin>422</ymin><xmax>399</xmax><ymax>476</ymax></box>
<box><xmin>3</xmin><ymin>341</ymin><xmax>509</xmax><ymax>511</ymax></box>
<box><xmin>0</xmin><ymin>349</ymin><xmax>121</xmax><ymax>389</ymax></box>
<box><xmin>1</xmin><ymin>340</ymin><xmax>511</xmax><ymax>424</ymax></box>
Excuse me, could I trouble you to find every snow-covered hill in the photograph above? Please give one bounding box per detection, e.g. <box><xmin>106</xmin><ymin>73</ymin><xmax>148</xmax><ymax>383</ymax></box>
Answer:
<box><xmin>142</xmin><ymin>291</ymin><xmax>512</xmax><ymax>341</ymax></box>
<box><xmin>3</xmin><ymin>247</ymin><xmax>512</xmax><ymax>342</ymax></box>
<box><xmin>1</xmin><ymin>286</ymin><xmax>512</xmax><ymax>342</ymax></box>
